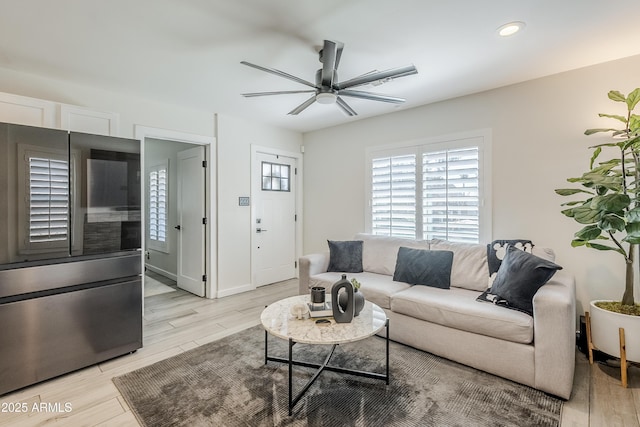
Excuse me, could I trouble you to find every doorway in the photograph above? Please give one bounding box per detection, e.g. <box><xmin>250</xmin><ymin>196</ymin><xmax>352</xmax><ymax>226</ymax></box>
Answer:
<box><xmin>251</xmin><ymin>146</ymin><xmax>303</xmax><ymax>287</ymax></box>
<box><xmin>136</xmin><ymin>126</ymin><xmax>216</xmax><ymax>298</ymax></box>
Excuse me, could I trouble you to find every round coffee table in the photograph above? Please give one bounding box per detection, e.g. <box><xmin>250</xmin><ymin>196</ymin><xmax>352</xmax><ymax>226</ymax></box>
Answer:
<box><xmin>261</xmin><ymin>295</ymin><xmax>390</xmax><ymax>415</ymax></box>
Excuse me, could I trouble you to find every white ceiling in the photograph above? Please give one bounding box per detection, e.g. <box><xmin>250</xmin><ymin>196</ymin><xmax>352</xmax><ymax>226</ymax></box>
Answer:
<box><xmin>1</xmin><ymin>0</ymin><xmax>639</xmax><ymax>133</ymax></box>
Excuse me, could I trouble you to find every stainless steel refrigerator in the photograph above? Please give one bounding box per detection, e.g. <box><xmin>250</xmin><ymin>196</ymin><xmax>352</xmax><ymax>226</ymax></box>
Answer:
<box><xmin>0</xmin><ymin>123</ymin><xmax>142</xmax><ymax>395</ymax></box>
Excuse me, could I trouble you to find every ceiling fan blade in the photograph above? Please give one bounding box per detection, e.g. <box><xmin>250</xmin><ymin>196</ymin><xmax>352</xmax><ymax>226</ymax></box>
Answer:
<box><xmin>334</xmin><ymin>41</ymin><xmax>344</xmax><ymax>69</ymax></box>
<box><xmin>336</xmin><ymin>97</ymin><xmax>357</xmax><ymax>116</ymax></box>
<box><xmin>288</xmin><ymin>95</ymin><xmax>317</xmax><ymax>115</ymax></box>
<box><xmin>336</xmin><ymin>65</ymin><xmax>418</xmax><ymax>90</ymax></box>
<box><xmin>242</xmin><ymin>90</ymin><xmax>316</xmax><ymax>97</ymax></box>
<box><xmin>320</xmin><ymin>40</ymin><xmax>338</xmax><ymax>87</ymax></box>
<box><xmin>338</xmin><ymin>90</ymin><xmax>405</xmax><ymax>104</ymax></box>
<box><xmin>240</xmin><ymin>61</ymin><xmax>317</xmax><ymax>89</ymax></box>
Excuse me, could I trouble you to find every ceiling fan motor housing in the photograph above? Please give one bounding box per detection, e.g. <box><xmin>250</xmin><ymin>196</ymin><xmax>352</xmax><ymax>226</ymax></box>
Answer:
<box><xmin>315</xmin><ymin>69</ymin><xmax>338</xmax><ymax>90</ymax></box>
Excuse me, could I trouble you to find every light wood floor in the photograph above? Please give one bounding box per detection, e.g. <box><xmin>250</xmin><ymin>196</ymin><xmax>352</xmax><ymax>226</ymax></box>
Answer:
<box><xmin>0</xmin><ymin>276</ymin><xmax>638</xmax><ymax>426</ymax></box>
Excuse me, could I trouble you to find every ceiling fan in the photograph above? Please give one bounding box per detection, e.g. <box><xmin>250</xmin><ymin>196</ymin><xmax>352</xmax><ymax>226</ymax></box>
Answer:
<box><xmin>240</xmin><ymin>39</ymin><xmax>418</xmax><ymax>116</ymax></box>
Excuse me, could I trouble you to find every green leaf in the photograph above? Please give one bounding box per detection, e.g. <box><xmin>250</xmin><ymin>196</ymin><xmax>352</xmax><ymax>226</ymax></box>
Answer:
<box><xmin>599</xmin><ymin>214</ymin><xmax>626</xmax><ymax>231</ymax></box>
<box><xmin>626</xmin><ymin>88</ymin><xmax>640</xmax><ymax>111</ymax></box>
<box><xmin>574</xmin><ymin>225</ymin><xmax>602</xmax><ymax>240</ymax></box>
<box><xmin>555</xmin><ymin>188</ymin><xmax>593</xmax><ymax>196</ymax></box>
<box><xmin>627</xmin><ymin>207</ymin><xmax>640</xmax><ymax>222</ymax></box>
<box><xmin>585</xmin><ymin>128</ymin><xmax>620</xmax><ymax>135</ymax></box>
<box><xmin>572</xmin><ymin>205</ymin><xmax>601</xmax><ymax>224</ymax></box>
<box><xmin>622</xmin><ymin>135</ymin><xmax>640</xmax><ymax>150</ymax></box>
<box><xmin>582</xmin><ymin>173</ymin><xmax>623</xmax><ymax>192</ymax></box>
<box><xmin>561</xmin><ymin>200</ymin><xmax>588</xmax><ymax>207</ymax></box>
<box><xmin>586</xmin><ymin>242</ymin><xmax>626</xmax><ymax>255</ymax></box>
<box><xmin>624</xmin><ymin>222</ymin><xmax>640</xmax><ymax>240</ymax></box>
<box><xmin>590</xmin><ymin>146</ymin><xmax>602</xmax><ymax>169</ymax></box>
<box><xmin>608</xmin><ymin>90</ymin><xmax>627</xmax><ymax>103</ymax></box>
<box><xmin>590</xmin><ymin>193</ymin><xmax>630</xmax><ymax>211</ymax></box>
<box><xmin>561</xmin><ymin>208</ymin><xmax>575</xmax><ymax>217</ymax></box>
<box><xmin>598</xmin><ymin>113</ymin><xmax>628</xmax><ymax>123</ymax></box>
<box><xmin>623</xmin><ymin>235</ymin><xmax>640</xmax><ymax>244</ymax></box>
<box><xmin>571</xmin><ymin>239</ymin><xmax>587</xmax><ymax>247</ymax></box>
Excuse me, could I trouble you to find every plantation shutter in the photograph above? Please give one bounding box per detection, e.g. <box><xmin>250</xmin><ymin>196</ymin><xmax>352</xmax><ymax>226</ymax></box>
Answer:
<box><xmin>423</xmin><ymin>147</ymin><xmax>479</xmax><ymax>243</ymax></box>
<box><xmin>149</xmin><ymin>163</ymin><xmax>168</xmax><ymax>251</ymax></box>
<box><xmin>29</xmin><ymin>157</ymin><xmax>69</xmax><ymax>242</ymax></box>
<box><xmin>371</xmin><ymin>154</ymin><xmax>416</xmax><ymax>238</ymax></box>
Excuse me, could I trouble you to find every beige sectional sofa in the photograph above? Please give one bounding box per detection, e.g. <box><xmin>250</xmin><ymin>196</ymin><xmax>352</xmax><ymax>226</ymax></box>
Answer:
<box><xmin>298</xmin><ymin>233</ymin><xmax>576</xmax><ymax>399</ymax></box>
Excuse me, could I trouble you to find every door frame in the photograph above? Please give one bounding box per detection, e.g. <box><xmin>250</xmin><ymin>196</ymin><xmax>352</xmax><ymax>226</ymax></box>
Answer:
<box><xmin>250</xmin><ymin>145</ymin><xmax>303</xmax><ymax>289</ymax></box>
<box><xmin>135</xmin><ymin>125</ymin><xmax>217</xmax><ymax>298</ymax></box>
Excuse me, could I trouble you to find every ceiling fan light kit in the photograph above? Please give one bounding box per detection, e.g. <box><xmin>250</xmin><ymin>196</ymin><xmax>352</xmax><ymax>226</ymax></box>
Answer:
<box><xmin>241</xmin><ymin>39</ymin><xmax>418</xmax><ymax>116</ymax></box>
<box><xmin>315</xmin><ymin>92</ymin><xmax>337</xmax><ymax>104</ymax></box>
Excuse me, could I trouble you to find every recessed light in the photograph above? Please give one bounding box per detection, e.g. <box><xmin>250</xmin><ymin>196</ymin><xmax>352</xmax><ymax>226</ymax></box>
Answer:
<box><xmin>497</xmin><ymin>21</ymin><xmax>525</xmax><ymax>37</ymax></box>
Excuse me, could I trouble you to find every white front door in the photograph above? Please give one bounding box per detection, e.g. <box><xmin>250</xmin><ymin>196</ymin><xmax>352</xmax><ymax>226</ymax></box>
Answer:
<box><xmin>176</xmin><ymin>146</ymin><xmax>206</xmax><ymax>296</ymax></box>
<box><xmin>253</xmin><ymin>152</ymin><xmax>297</xmax><ymax>286</ymax></box>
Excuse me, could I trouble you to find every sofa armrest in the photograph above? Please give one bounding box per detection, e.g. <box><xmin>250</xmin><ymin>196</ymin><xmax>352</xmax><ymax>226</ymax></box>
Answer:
<box><xmin>532</xmin><ymin>271</ymin><xmax>576</xmax><ymax>399</ymax></box>
<box><xmin>298</xmin><ymin>252</ymin><xmax>330</xmax><ymax>295</ymax></box>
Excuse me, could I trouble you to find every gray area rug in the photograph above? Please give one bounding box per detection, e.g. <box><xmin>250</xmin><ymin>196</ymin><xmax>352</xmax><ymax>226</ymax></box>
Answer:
<box><xmin>113</xmin><ymin>325</ymin><xmax>562</xmax><ymax>427</ymax></box>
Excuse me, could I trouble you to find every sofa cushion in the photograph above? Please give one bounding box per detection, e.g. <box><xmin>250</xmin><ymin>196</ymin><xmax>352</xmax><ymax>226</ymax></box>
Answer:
<box><xmin>429</xmin><ymin>239</ymin><xmax>489</xmax><ymax>291</ymax></box>
<box><xmin>391</xmin><ymin>285</ymin><xmax>534</xmax><ymax>344</ymax></box>
<box><xmin>327</xmin><ymin>240</ymin><xmax>363</xmax><ymax>273</ymax></box>
<box><xmin>309</xmin><ymin>271</ymin><xmax>411</xmax><ymax>310</ymax></box>
<box><xmin>488</xmin><ymin>245</ymin><xmax>562</xmax><ymax>315</ymax></box>
<box><xmin>354</xmin><ymin>233</ymin><xmax>429</xmax><ymax>276</ymax></box>
<box><xmin>393</xmin><ymin>247</ymin><xmax>453</xmax><ymax>289</ymax></box>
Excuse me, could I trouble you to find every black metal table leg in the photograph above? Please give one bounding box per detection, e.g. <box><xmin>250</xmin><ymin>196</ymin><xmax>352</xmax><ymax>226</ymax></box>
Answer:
<box><xmin>288</xmin><ymin>338</ymin><xmax>294</xmax><ymax>415</ymax></box>
<box><xmin>386</xmin><ymin>318</ymin><xmax>390</xmax><ymax>385</ymax></box>
<box><xmin>265</xmin><ymin>321</ymin><xmax>390</xmax><ymax>416</ymax></box>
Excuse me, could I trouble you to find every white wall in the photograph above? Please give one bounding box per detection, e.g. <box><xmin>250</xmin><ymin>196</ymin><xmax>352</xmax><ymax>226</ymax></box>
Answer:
<box><xmin>303</xmin><ymin>54</ymin><xmax>640</xmax><ymax>315</ymax></box>
<box><xmin>215</xmin><ymin>114</ymin><xmax>303</xmax><ymax>297</ymax></box>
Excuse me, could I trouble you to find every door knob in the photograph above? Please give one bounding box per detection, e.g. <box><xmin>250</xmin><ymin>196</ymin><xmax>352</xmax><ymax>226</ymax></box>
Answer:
<box><xmin>175</xmin><ymin>225</ymin><xmax>181</xmax><ymax>230</ymax></box>
<box><xmin>256</xmin><ymin>228</ymin><xmax>268</xmax><ymax>233</ymax></box>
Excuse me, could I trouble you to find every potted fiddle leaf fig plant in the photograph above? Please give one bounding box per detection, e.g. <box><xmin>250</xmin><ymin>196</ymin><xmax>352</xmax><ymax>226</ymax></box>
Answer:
<box><xmin>555</xmin><ymin>88</ymin><xmax>640</xmax><ymax>370</ymax></box>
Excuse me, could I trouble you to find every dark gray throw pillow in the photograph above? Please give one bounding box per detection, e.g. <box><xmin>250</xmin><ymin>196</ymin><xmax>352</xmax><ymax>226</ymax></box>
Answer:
<box><xmin>393</xmin><ymin>247</ymin><xmax>453</xmax><ymax>289</ymax></box>
<box><xmin>327</xmin><ymin>240</ymin><xmax>363</xmax><ymax>273</ymax></box>
<box><xmin>488</xmin><ymin>245</ymin><xmax>562</xmax><ymax>315</ymax></box>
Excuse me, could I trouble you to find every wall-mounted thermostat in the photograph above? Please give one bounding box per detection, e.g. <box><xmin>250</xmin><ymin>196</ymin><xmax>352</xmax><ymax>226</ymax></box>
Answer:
<box><xmin>239</xmin><ymin>197</ymin><xmax>250</xmax><ymax>206</ymax></box>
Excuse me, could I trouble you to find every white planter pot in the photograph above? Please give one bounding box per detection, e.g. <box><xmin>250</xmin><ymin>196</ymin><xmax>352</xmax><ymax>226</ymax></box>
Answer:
<box><xmin>590</xmin><ymin>300</ymin><xmax>640</xmax><ymax>363</ymax></box>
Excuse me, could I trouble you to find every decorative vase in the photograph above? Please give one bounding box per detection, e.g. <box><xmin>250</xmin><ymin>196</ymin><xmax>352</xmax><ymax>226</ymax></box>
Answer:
<box><xmin>590</xmin><ymin>300</ymin><xmax>640</xmax><ymax>363</ymax></box>
<box><xmin>340</xmin><ymin>287</ymin><xmax>365</xmax><ymax>316</ymax></box>
<box><xmin>331</xmin><ymin>274</ymin><xmax>354</xmax><ymax>323</ymax></box>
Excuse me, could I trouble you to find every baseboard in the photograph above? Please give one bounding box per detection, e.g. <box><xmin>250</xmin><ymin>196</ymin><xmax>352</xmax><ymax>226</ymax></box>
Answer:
<box><xmin>216</xmin><ymin>283</ymin><xmax>255</xmax><ymax>298</ymax></box>
<box><xmin>145</xmin><ymin>264</ymin><xmax>177</xmax><ymax>282</ymax></box>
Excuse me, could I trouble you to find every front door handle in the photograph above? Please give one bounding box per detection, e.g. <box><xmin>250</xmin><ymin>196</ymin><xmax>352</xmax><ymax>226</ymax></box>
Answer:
<box><xmin>175</xmin><ymin>225</ymin><xmax>181</xmax><ymax>230</ymax></box>
<box><xmin>256</xmin><ymin>228</ymin><xmax>268</xmax><ymax>233</ymax></box>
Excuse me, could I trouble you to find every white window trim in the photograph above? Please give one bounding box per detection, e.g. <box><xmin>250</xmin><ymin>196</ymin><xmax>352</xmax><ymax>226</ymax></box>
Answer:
<box><xmin>148</xmin><ymin>160</ymin><xmax>169</xmax><ymax>253</ymax></box>
<box><xmin>365</xmin><ymin>129</ymin><xmax>492</xmax><ymax>243</ymax></box>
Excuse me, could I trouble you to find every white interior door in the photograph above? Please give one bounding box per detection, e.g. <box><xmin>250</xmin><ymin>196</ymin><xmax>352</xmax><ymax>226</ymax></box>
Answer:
<box><xmin>176</xmin><ymin>146</ymin><xmax>206</xmax><ymax>296</ymax></box>
<box><xmin>253</xmin><ymin>152</ymin><xmax>296</xmax><ymax>286</ymax></box>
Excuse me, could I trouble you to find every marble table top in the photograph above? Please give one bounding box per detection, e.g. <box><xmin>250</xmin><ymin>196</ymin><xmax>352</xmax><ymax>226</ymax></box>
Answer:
<box><xmin>261</xmin><ymin>295</ymin><xmax>387</xmax><ymax>345</ymax></box>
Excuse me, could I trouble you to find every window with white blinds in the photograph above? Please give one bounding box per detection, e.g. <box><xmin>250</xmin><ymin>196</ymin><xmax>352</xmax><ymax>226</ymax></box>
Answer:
<box><xmin>148</xmin><ymin>162</ymin><xmax>168</xmax><ymax>252</ymax></box>
<box><xmin>28</xmin><ymin>157</ymin><xmax>69</xmax><ymax>242</ymax></box>
<box><xmin>368</xmin><ymin>134</ymin><xmax>490</xmax><ymax>244</ymax></box>
<box><xmin>423</xmin><ymin>147</ymin><xmax>479</xmax><ymax>243</ymax></box>
<box><xmin>371</xmin><ymin>154</ymin><xmax>417</xmax><ymax>238</ymax></box>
